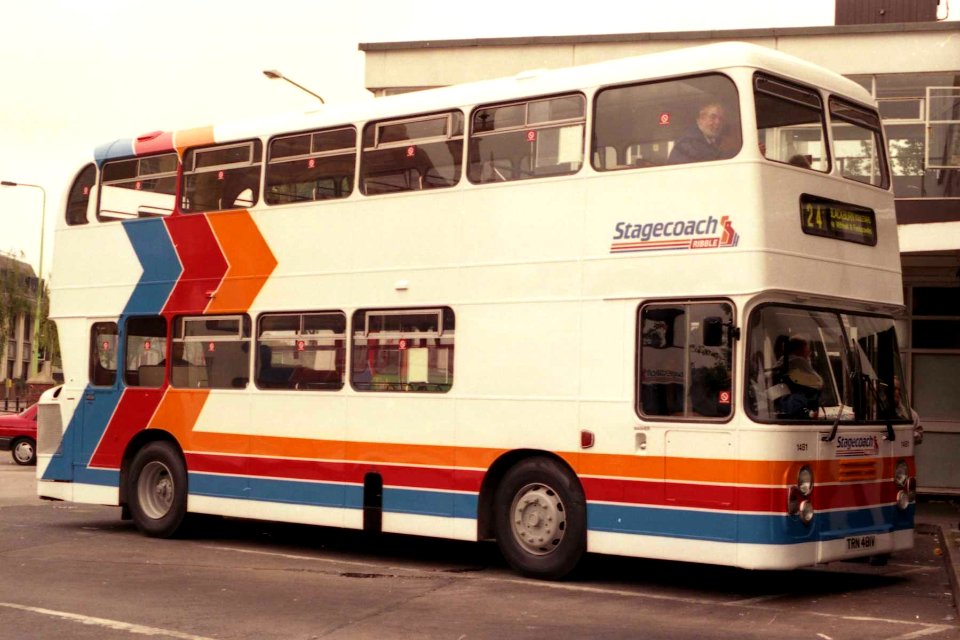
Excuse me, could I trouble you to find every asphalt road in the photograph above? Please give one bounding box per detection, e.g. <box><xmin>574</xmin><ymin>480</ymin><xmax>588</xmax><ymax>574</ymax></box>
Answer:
<box><xmin>1</xmin><ymin>459</ymin><xmax>957</xmax><ymax>640</ymax></box>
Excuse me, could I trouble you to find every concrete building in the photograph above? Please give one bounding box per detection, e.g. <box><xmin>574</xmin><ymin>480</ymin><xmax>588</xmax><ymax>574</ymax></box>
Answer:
<box><xmin>0</xmin><ymin>253</ymin><xmax>38</xmax><ymax>396</ymax></box>
<box><xmin>359</xmin><ymin>18</ymin><xmax>960</xmax><ymax>493</ymax></box>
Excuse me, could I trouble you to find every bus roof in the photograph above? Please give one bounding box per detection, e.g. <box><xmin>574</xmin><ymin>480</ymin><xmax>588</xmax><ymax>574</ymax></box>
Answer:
<box><xmin>93</xmin><ymin>42</ymin><xmax>873</xmax><ymax>166</ymax></box>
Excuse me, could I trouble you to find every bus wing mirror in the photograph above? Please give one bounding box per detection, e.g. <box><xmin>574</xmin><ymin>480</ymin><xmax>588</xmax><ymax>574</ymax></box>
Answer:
<box><xmin>703</xmin><ymin>317</ymin><xmax>725</xmax><ymax>347</ymax></box>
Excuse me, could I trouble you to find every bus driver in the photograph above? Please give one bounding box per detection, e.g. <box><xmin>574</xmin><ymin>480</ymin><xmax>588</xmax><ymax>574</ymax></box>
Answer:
<box><xmin>776</xmin><ymin>336</ymin><xmax>824</xmax><ymax>418</ymax></box>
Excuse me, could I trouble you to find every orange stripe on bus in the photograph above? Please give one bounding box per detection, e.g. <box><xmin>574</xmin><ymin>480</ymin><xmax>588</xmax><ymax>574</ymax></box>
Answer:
<box><xmin>144</xmin><ymin>400</ymin><xmax>899</xmax><ymax>486</ymax></box>
<box><xmin>206</xmin><ymin>211</ymin><xmax>277</xmax><ymax>314</ymax></box>
<box><xmin>173</xmin><ymin>126</ymin><xmax>215</xmax><ymax>158</ymax></box>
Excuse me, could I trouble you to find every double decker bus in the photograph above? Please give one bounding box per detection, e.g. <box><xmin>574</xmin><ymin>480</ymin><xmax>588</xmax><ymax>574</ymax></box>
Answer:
<box><xmin>38</xmin><ymin>42</ymin><xmax>916</xmax><ymax>579</ymax></box>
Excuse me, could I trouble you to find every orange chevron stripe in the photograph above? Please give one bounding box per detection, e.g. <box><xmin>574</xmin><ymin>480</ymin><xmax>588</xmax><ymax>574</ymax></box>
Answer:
<box><xmin>206</xmin><ymin>211</ymin><xmax>277</xmax><ymax>314</ymax></box>
<box><xmin>173</xmin><ymin>126</ymin><xmax>215</xmax><ymax>158</ymax></box>
<box><xmin>147</xmin><ymin>388</ymin><xmax>247</xmax><ymax>453</ymax></box>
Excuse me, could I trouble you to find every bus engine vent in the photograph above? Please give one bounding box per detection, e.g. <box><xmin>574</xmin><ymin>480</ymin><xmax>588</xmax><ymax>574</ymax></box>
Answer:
<box><xmin>37</xmin><ymin>404</ymin><xmax>64</xmax><ymax>456</ymax></box>
<box><xmin>837</xmin><ymin>460</ymin><xmax>878</xmax><ymax>482</ymax></box>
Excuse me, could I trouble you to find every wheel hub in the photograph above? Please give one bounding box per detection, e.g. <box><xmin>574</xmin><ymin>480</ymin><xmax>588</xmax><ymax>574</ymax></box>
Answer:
<box><xmin>138</xmin><ymin>460</ymin><xmax>175</xmax><ymax>520</ymax></box>
<box><xmin>511</xmin><ymin>483</ymin><xmax>566</xmax><ymax>556</ymax></box>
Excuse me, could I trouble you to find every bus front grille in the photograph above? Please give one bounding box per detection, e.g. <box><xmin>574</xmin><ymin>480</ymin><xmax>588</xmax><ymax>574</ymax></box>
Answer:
<box><xmin>837</xmin><ymin>460</ymin><xmax>878</xmax><ymax>482</ymax></box>
<box><xmin>37</xmin><ymin>404</ymin><xmax>64</xmax><ymax>456</ymax></box>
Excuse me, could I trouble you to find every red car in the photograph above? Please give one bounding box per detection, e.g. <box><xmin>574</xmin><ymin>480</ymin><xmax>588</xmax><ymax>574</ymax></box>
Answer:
<box><xmin>0</xmin><ymin>403</ymin><xmax>37</xmax><ymax>465</ymax></box>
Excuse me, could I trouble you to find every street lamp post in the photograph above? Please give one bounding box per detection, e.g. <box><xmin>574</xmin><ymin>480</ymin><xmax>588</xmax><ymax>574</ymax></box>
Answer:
<box><xmin>0</xmin><ymin>180</ymin><xmax>46</xmax><ymax>380</ymax></box>
<box><xmin>262</xmin><ymin>69</ymin><xmax>325</xmax><ymax>104</ymax></box>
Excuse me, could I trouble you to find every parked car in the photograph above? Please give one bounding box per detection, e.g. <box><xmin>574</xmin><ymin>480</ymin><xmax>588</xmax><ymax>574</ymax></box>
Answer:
<box><xmin>0</xmin><ymin>403</ymin><xmax>37</xmax><ymax>465</ymax></box>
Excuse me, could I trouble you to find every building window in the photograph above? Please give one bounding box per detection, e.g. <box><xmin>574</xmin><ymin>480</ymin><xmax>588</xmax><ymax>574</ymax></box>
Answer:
<box><xmin>99</xmin><ymin>153</ymin><xmax>178</xmax><ymax>221</ymax></box>
<box><xmin>171</xmin><ymin>315</ymin><xmax>250</xmax><ymax>389</ymax></box>
<box><xmin>468</xmin><ymin>93</ymin><xmax>585</xmax><ymax>183</ymax></box>
<box><xmin>265</xmin><ymin>127</ymin><xmax>356</xmax><ymax>205</ymax></box>
<box><xmin>181</xmin><ymin>141</ymin><xmax>263</xmax><ymax>213</ymax></box>
<box><xmin>124</xmin><ymin>317</ymin><xmax>168</xmax><ymax>388</ymax></box>
<box><xmin>846</xmin><ymin>71</ymin><xmax>960</xmax><ymax>198</ymax></box>
<box><xmin>256</xmin><ymin>312</ymin><xmax>346</xmax><ymax>390</ymax></box>
<box><xmin>907</xmin><ymin>287</ymin><xmax>960</xmax><ymax>422</ymax></box>
<box><xmin>593</xmin><ymin>73</ymin><xmax>741</xmax><ymax>170</ymax></box>
<box><xmin>360</xmin><ymin>111</ymin><xmax>464</xmax><ymax>195</ymax></box>
<box><xmin>90</xmin><ymin>322</ymin><xmax>119</xmax><ymax>387</ymax></box>
<box><xmin>351</xmin><ymin>308</ymin><xmax>454</xmax><ymax>392</ymax></box>
<box><xmin>639</xmin><ymin>301</ymin><xmax>733</xmax><ymax>420</ymax></box>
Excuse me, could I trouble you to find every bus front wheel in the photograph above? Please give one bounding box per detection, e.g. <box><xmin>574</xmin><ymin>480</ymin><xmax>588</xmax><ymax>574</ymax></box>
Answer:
<box><xmin>494</xmin><ymin>457</ymin><xmax>586</xmax><ymax>579</ymax></box>
<box><xmin>128</xmin><ymin>441</ymin><xmax>188</xmax><ymax>538</ymax></box>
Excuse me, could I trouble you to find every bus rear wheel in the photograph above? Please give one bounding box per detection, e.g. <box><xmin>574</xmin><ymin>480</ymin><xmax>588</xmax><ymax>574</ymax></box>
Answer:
<box><xmin>494</xmin><ymin>457</ymin><xmax>586</xmax><ymax>580</ymax></box>
<box><xmin>128</xmin><ymin>441</ymin><xmax>188</xmax><ymax>538</ymax></box>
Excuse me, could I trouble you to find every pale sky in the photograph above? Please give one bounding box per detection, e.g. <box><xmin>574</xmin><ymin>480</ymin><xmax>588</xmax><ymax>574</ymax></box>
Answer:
<box><xmin>0</xmin><ymin>0</ymin><xmax>949</xmax><ymax>278</ymax></box>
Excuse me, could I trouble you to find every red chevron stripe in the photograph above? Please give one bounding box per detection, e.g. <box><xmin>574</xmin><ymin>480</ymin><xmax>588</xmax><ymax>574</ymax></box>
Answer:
<box><xmin>163</xmin><ymin>215</ymin><xmax>229</xmax><ymax>315</ymax></box>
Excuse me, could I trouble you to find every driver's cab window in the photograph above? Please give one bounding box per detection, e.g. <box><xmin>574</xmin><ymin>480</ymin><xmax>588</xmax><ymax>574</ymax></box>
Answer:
<box><xmin>746</xmin><ymin>305</ymin><xmax>910</xmax><ymax>423</ymax></box>
<box><xmin>638</xmin><ymin>301</ymin><xmax>734</xmax><ymax>420</ymax></box>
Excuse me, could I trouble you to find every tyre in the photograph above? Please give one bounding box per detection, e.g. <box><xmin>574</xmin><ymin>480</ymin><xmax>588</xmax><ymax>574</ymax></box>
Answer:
<box><xmin>127</xmin><ymin>441</ymin><xmax>188</xmax><ymax>538</ymax></box>
<box><xmin>11</xmin><ymin>438</ymin><xmax>36</xmax><ymax>466</ymax></box>
<box><xmin>494</xmin><ymin>457</ymin><xmax>587</xmax><ymax>580</ymax></box>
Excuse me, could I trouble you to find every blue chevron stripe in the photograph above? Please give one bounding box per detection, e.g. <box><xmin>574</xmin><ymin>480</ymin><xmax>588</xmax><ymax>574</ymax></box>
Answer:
<box><xmin>122</xmin><ymin>218</ymin><xmax>182</xmax><ymax>316</ymax></box>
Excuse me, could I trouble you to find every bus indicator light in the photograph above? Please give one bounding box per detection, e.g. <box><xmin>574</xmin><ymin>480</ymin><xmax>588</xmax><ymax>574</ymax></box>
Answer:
<box><xmin>526</xmin><ymin>130</ymin><xmax>537</xmax><ymax>142</ymax></box>
<box><xmin>659</xmin><ymin>113</ymin><xmax>671</xmax><ymax>125</ymax></box>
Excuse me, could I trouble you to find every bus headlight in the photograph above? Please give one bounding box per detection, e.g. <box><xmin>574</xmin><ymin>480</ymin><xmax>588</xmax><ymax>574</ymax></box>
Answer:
<box><xmin>894</xmin><ymin>460</ymin><xmax>909</xmax><ymax>487</ymax></box>
<box><xmin>897</xmin><ymin>490</ymin><xmax>910</xmax><ymax>510</ymax></box>
<box><xmin>798</xmin><ymin>466</ymin><xmax>814</xmax><ymax>496</ymax></box>
<box><xmin>787</xmin><ymin>466</ymin><xmax>815</xmax><ymax>522</ymax></box>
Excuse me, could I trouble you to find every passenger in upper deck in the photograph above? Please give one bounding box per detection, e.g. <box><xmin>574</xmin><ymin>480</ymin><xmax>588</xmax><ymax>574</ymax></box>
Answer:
<box><xmin>668</xmin><ymin>100</ymin><xmax>737</xmax><ymax>164</ymax></box>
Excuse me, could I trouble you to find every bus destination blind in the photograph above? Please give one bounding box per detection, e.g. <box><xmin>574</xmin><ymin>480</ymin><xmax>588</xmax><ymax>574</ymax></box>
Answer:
<box><xmin>799</xmin><ymin>194</ymin><xmax>877</xmax><ymax>246</ymax></box>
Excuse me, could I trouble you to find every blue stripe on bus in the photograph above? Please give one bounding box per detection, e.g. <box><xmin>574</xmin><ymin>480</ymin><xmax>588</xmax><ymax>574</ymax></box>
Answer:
<box><xmin>588</xmin><ymin>503</ymin><xmax>914</xmax><ymax>545</ymax></box>
<box><xmin>94</xmin><ymin>139</ymin><xmax>136</xmax><ymax>166</ymax></box>
<box><xmin>188</xmin><ymin>473</ymin><xmax>479</xmax><ymax>519</ymax></box>
<box><xmin>121</xmin><ymin>218</ymin><xmax>182</xmax><ymax>316</ymax></box>
<box><xmin>187</xmin><ymin>474</ymin><xmax>912</xmax><ymax>544</ymax></box>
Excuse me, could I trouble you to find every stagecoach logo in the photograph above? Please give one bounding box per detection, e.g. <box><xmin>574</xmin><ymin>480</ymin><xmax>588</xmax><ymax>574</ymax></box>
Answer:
<box><xmin>610</xmin><ymin>215</ymin><xmax>739</xmax><ymax>253</ymax></box>
<box><xmin>836</xmin><ymin>435</ymin><xmax>880</xmax><ymax>458</ymax></box>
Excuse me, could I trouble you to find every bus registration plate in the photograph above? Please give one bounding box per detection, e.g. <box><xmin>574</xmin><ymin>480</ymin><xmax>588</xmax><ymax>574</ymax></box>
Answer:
<box><xmin>845</xmin><ymin>535</ymin><xmax>876</xmax><ymax>552</ymax></box>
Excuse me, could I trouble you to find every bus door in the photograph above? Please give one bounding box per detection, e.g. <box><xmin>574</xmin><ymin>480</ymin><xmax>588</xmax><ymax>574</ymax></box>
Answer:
<box><xmin>79</xmin><ymin>320</ymin><xmax>124</xmax><ymax>478</ymax></box>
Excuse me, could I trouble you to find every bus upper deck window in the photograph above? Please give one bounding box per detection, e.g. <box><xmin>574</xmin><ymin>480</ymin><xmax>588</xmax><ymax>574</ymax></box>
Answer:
<box><xmin>829</xmin><ymin>98</ymin><xmax>890</xmax><ymax>189</ymax></box>
<box><xmin>99</xmin><ymin>153</ymin><xmax>179</xmax><ymax>221</ymax></box>
<box><xmin>181</xmin><ymin>141</ymin><xmax>263</xmax><ymax>213</ymax></box>
<box><xmin>266</xmin><ymin>127</ymin><xmax>356</xmax><ymax>205</ymax></box>
<box><xmin>66</xmin><ymin>163</ymin><xmax>96</xmax><ymax>226</ymax></box>
<box><xmin>754</xmin><ymin>74</ymin><xmax>829</xmax><ymax>172</ymax></box>
<box><xmin>468</xmin><ymin>94</ymin><xmax>585</xmax><ymax>184</ymax></box>
<box><xmin>593</xmin><ymin>74</ymin><xmax>741</xmax><ymax>172</ymax></box>
<box><xmin>360</xmin><ymin>112</ymin><xmax>463</xmax><ymax>196</ymax></box>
